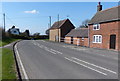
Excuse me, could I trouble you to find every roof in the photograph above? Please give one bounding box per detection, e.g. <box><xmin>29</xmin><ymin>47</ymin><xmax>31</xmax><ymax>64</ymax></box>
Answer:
<box><xmin>89</xmin><ymin>6</ymin><xmax>120</xmax><ymax>24</ymax></box>
<box><xmin>66</xmin><ymin>28</ymin><xmax>88</xmax><ymax>38</ymax></box>
<box><xmin>49</xmin><ymin>19</ymin><xmax>70</xmax><ymax>30</ymax></box>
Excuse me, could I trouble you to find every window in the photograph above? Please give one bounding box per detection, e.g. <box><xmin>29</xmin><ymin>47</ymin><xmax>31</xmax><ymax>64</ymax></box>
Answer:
<box><xmin>93</xmin><ymin>35</ymin><xmax>102</xmax><ymax>43</ymax></box>
<box><xmin>93</xmin><ymin>24</ymin><xmax>100</xmax><ymax>30</ymax></box>
<box><xmin>13</xmin><ymin>31</ymin><xmax>17</xmax><ymax>33</ymax></box>
<box><xmin>82</xmin><ymin>37</ymin><xmax>84</xmax><ymax>41</ymax></box>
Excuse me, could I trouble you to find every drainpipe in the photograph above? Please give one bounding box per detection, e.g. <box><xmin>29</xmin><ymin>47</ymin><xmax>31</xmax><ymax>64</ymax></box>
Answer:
<box><xmin>88</xmin><ymin>25</ymin><xmax>90</xmax><ymax>48</ymax></box>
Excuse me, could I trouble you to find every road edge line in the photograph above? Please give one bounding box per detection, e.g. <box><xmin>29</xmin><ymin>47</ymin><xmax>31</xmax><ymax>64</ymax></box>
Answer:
<box><xmin>14</xmin><ymin>41</ymin><xmax>29</xmax><ymax>80</ymax></box>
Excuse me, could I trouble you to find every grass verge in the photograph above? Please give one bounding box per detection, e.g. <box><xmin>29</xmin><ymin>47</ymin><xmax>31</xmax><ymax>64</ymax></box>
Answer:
<box><xmin>0</xmin><ymin>49</ymin><xmax>2</xmax><ymax>80</ymax></box>
<box><xmin>0</xmin><ymin>38</ymin><xmax>20</xmax><ymax>47</ymax></box>
<box><xmin>2</xmin><ymin>48</ymin><xmax>17</xmax><ymax>79</ymax></box>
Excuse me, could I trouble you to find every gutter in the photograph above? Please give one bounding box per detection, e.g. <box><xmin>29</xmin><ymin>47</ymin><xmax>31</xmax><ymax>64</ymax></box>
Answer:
<box><xmin>88</xmin><ymin>18</ymin><xmax>120</xmax><ymax>25</ymax></box>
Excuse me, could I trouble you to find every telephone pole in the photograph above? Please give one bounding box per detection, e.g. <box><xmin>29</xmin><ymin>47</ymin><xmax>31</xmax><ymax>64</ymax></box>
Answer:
<box><xmin>3</xmin><ymin>13</ymin><xmax>5</xmax><ymax>36</ymax></box>
<box><xmin>49</xmin><ymin>16</ymin><xmax>51</xmax><ymax>28</ymax></box>
<box><xmin>58</xmin><ymin>14</ymin><xmax>59</xmax><ymax>42</ymax></box>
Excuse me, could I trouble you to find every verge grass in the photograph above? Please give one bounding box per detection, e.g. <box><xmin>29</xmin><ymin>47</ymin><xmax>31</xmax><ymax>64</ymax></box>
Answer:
<box><xmin>0</xmin><ymin>48</ymin><xmax>2</xmax><ymax>80</ymax></box>
<box><xmin>0</xmin><ymin>38</ymin><xmax>20</xmax><ymax>47</ymax></box>
<box><xmin>2</xmin><ymin>48</ymin><xmax>17</xmax><ymax>79</ymax></box>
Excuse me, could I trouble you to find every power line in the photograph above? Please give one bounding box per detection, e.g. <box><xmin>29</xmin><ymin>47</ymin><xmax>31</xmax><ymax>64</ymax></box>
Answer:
<box><xmin>5</xmin><ymin>14</ymin><xmax>18</xmax><ymax>27</ymax></box>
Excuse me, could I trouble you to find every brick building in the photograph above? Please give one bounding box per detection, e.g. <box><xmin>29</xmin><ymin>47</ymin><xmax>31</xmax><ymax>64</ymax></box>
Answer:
<box><xmin>49</xmin><ymin>19</ymin><xmax>75</xmax><ymax>42</ymax></box>
<box><xmin>65</xmin><ymin>28</ymin><xmax>88</xmax><ymax>47</ymax></box>
<box><xmin>88</xmin><ymin>2</ymin><xmax>120</xmax><ymax>51</ymax></box>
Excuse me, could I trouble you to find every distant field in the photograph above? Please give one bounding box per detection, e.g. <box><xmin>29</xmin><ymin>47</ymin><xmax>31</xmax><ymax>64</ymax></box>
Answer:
<box><xmin>2</xmin><ymin>48</ymin><xmax>17</xmax><ymax>79</ymax></box>
<box><xmin>0</xmin><ymin>38</ymin><xmax>20</xmax><ymax>47</ymax></box>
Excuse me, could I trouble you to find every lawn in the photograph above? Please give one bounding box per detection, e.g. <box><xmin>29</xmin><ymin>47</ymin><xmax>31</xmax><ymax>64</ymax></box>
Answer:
<box><xmin>0</xmin><ymin>37</ymin><xmax>20</xmax><ymax>47</ymax></box>
<box><xmin>2</xmin><ymin>48</ymin><xmax>17</xmax><ymax>79</ymax></box>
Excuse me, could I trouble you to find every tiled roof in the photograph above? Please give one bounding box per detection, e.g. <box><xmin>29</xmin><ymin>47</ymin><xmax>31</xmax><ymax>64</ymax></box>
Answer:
<box><xmin>66</xmin><ymin>28</ymin><xmax>88</xmax><ymax>38</ymax></box>
<box><xmin>89</xmin><ymin>6</ymin><xmax>120</xmax><ymax>24</ymax></box>
<box><xmin>49</xmin><ymin>19</ymin><xmax>69</xmax><ymax>29</ymax></box>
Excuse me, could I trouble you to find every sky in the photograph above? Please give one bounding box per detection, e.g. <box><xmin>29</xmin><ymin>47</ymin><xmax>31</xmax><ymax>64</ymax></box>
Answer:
<box><xmin>0</xmin><ymin>2</ymin><xmax>119</xmax><ymax>35</ymax></box>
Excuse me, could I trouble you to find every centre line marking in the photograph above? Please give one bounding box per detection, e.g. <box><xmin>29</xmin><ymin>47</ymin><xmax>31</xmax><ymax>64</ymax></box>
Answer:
<box><xmin>64</xmin><ymin>57</ymin><xmax>107</xmax><ymax>76</ymax></box>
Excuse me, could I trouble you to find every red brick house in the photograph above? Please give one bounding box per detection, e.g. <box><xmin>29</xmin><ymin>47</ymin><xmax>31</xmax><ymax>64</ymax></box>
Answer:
<box><xmin>88</xmin><ymin>3</ymin><xmax>120</xmax><ymax>51</ymax></box>
<box><xmin>49</xmin><ymin>19</ymin><xmax>75</xmax><ymax>42</ymax></box>
<box><xmin>65</xmin><ymin>28</ymin><xmax>88</xmax><ymax>47</ymax></box>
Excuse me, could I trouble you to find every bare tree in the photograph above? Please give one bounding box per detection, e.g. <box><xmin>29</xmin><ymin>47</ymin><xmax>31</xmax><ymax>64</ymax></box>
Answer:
<box><xmin>79</xmin><ymin>19</ymin><xmax>90</xmax><ymax>28</ymax></box>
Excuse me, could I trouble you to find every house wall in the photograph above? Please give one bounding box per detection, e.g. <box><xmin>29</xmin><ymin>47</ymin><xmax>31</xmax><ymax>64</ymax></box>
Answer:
<box><xmin>49</xmin><ymin>19</ymin><xmax>74</xmax><ymax>42</ymax></box>
<box><xmin>65</xmin><ymin>37</ymin><xmax>71</xmax><ymax>44</ymax></box>
<box><xmin>49</xmin><ymin>29</ymin><xmax>61</xmax><ymax>41</ymax></box>
<box><xmin>61</xmin><ymin>20</ymin><xmax>75</xmax><ymax>38</ymax></box>
<box><xmin>73</xmin><ymin>37</ymin><xmax>77</xmax><ymax>45</ymax></box>
<box><xmin>89</xmin><ymin>21</ymin><xmax>120</xmax><ymax>51</ymax></box>
<box><xmin>74</xmin><ymin>37</ymin><xmax>88</xmax><ymax>47</ymax></box>
<box><xmin>65</xmin><ymin>37</ymin><xmax>88</xmax><ymax>47</ymax></box>
<box><xmin>10</xmin><ymin>28</ymin><xmax>20</xmax><ymax>35</ymax></box>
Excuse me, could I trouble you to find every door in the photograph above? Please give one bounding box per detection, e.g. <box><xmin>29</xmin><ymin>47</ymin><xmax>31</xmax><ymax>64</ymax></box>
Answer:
<box><xmin>110</xmin><ymin>35</ymin><xmax>116</xmax><ymax>49</ymax></box>
<box><xmin>55</xmin><ymin>35</ymin><xmax>58</xmax><ymax>42</ymax></box>
<box><xmin>71</xmin><ymin>37</ymin><xmax>73</xmax><ymax>44</ymax></box>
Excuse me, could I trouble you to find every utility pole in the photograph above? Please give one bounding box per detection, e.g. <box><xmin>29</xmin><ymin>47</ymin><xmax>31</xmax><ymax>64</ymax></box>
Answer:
<box><xmin>3</xmin><ymin>13</ymin><xmax>5</xmax><ymax>36</ymax></box>
<box><xmin>49</xmin><ymin>16</ymin><xmax>51</xmax><ymax>28</ymax></box>
<box><xmin>58</xmin><ymin>14</ymin><xmax>59</xmax><ymax>42</ymax></box>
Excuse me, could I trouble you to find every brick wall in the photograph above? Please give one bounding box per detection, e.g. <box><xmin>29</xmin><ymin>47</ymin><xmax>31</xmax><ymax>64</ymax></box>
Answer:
<box><xmin>77</xmin><ymin>37</ymin><xmax>88</xmax><ymax>47</ymax></box>
<box><xmin>89</xmin><ymin>21</ymin><xmax>120</xmax><ymax>51</ymax></box>
<box><xmin>65</xmin><ymin>37</ymin><xmax>89</xmax><ymax>47</ymax></box>
<box><xmin>65</xmin><ymin>37</ymin><xmax>71</xmax><ymax>44</ymax></box>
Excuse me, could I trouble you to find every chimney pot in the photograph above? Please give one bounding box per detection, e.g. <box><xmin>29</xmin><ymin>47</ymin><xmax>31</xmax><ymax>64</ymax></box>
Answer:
<box><xmin>97</xmin><ymin>2</ymin><xmax>102</xmax><ymax>12</ymax></box>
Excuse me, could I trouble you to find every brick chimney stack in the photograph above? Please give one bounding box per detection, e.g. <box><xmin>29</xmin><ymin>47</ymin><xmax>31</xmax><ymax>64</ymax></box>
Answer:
<box><xmin>97</xmin><ymin>2</ymin><xmax>102</xmax><ymax>12</ymax></box>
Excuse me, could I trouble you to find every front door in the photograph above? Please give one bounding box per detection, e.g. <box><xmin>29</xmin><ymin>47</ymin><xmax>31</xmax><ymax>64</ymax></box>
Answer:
<box><xmin>110</xmin><ymin>35</ymin><xmax>116</xmax><ymax>49</ymax></box>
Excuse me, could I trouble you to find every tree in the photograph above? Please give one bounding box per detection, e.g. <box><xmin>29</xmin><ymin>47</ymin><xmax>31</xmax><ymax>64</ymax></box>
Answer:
<box><xmin>33</xmin><ymin>32</ymin><xmax>40</xmax><ymax>39</ymax></box>
<box><xmin>79</xmin><ymin>19</ymin><xmax>90</xmax><ymax>28</ymax></box>
<box><xmin>24</xmin><ymin>30</ymin><xmax>30</xmax><ymax>37</ymax></box>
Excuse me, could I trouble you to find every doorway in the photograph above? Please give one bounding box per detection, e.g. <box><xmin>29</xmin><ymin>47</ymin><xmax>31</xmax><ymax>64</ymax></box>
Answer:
<box><xmin>110</xmin><ymin>34</ymin><xmax>116</xmax><ymax>49</ymax></box>
<box><xmin>71</xmin><ymin>37</ymin><xmax>73</xmax><ymax>44</ymax></box>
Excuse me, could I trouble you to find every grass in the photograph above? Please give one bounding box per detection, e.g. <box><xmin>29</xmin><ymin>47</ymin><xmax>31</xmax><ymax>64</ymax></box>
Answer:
<box><xmin>0</xmin><ymin>37</ymin><xmax>20</xmax><ymax>47</ymax></box>
<box><xmin>0</xmin><ymin>49</ymin><xmax>2</xmax><ymax>80</ymax></box>
<box><xmin>2</xmin><ymin>48</ymin><xmax>17</xmax><ymax>79</ymax></box>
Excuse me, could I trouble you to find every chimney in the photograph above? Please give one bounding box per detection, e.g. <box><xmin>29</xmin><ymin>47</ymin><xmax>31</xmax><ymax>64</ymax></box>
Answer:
<box><xmin>97</xmin><ymin>2</ymin><xmax>102</xmax><ymax>12</ymax></box>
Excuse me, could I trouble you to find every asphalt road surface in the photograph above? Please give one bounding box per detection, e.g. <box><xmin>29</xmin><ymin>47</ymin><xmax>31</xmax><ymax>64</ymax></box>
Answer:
<box><xmin>15</xmin><ymin>40</ymin><xmax>118</xmax><ymax>79</ymax></box>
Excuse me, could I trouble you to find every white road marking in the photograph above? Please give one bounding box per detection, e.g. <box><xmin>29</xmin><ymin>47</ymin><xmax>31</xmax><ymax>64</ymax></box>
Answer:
<box><xmin>72</xmin><ymin>57</ymin><xmax>117</xmax><ymax>74</ymax></box>
<box><xmin>50</xmin><ymin>49</ymin><xmax>63</xmax><ymax>54</ymax></box>
<box><xmin>15</xmin><ymin>43</ymin><xmax>29</xmax><ymax>80</ymax></box>
<box><xmin>41</xmin><ymin>40</ymin><xmax>46</xmax><ymax>42</ymax></box>
<box><xmin>44</xmin><ymin>48</ymin><xmax>56</xmax><ymax>54</ymax></box>
<box><xmin>32</xmin><ymin>41</ymin><xmax>62</xmax><ymax>55</ymax></box>
<box><xmin>64</xmin><ymin>57</ymin><xmax>107</xmax><ymax>76</ymax></box>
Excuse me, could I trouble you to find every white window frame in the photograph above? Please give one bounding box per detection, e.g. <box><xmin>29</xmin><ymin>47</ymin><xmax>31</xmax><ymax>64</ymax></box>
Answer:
<box><xmin>93</xmin><ymin>24</ymin><xmax>100</xmax><ymax>30</ymax></box>
<box><xmin>93</xmin><ymin>35</ymin><xmax>102</xmax><ymax>43</ymax></box>
<box><xmin>82</xmin><ymin>37</ymin><xmax>84</xmax><ymax>41</ymax></box>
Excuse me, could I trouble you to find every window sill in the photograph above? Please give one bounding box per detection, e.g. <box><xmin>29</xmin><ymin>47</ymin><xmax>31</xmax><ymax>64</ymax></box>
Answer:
<box><xmin>92</xmin><ymin>42</ymin><xmax>102</xmax><ymax>44</ymax></box>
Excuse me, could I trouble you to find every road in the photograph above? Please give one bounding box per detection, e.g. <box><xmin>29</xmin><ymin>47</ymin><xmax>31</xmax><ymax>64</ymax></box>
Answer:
<box><xmin>15</xmin><ymin>40</ymin><xmax>118</xmax><ymax>79</ymax></box>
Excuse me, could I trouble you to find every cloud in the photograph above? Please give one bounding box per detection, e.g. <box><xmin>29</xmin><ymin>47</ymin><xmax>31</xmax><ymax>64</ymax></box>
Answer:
<box><xmin>24</xmin><ymin>10</ymin><xmax>39</xmax><ymax>14</ymax></box>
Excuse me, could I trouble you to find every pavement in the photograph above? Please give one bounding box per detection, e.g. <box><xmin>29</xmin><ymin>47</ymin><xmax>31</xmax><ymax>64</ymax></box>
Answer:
<box><xmin>15</xmin><ymin>40</ymin><xmax>118</xmax><ymax>79</ymax></box>
<box><xmin>0</xmin><ymin>40</ymin><xmax>21</xmax><ymax>49</ymax></box>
